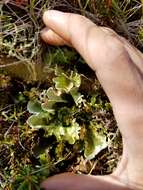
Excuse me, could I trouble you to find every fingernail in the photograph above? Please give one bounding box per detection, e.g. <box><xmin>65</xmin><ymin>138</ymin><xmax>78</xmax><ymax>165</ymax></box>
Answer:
<box><xmin>43</xmin><ymin>10</ymin><xmax>56</xmax><ymax>21</ymax></box>
<box><xmin>43</xmin><ymin>10</ymin><xmax>60</xmax><ymax>18</ymax></box>
<box><xmin>43</xmin><ymin>10</ymin><xmax>65</xmax><ymax>22</ymax></box>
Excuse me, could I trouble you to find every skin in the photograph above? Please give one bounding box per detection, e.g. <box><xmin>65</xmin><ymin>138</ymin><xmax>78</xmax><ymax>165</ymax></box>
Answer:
<box><xmin>40</xmin><ymin>10</ymin><xmax>143</xmax><ymax>190</ymax></box>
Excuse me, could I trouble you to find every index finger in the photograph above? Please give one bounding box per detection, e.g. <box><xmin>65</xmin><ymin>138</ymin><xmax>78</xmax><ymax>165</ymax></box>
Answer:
<box><xmin>42</xmin><ymin>10</ymin><xmax>104</xmax><ymax>65</ymax></box>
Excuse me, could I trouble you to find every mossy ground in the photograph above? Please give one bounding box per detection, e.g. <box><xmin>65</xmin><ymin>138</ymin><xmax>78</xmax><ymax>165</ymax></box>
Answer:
<box><xmin>0</xmin><ymin>0</ymin><xmax>142</xmax><ymax>189</ymax></box>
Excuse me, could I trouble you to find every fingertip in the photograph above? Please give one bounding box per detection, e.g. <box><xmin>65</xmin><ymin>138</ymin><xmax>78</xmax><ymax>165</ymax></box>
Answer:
<box><xmin>40</xmin><ymin>173</ymin><xmax>75</xmax><ymax>190</ymax></box>
<box><xmin>40</xmin><ymin>27</ymin><xmax>49</xmax><ymax>39</ymax></box>
<box><xmin>40</xmin><ymin>181</ymin><xmax>48</xmax><ymax>190</ymax></box>
<box><xmin>43</xmin><ymin>10</ymin><xmax>52</xmax><ymax>24</ymax></box>
<box><xmin>40</xmin><ymin>177</ymin><xmax>56</xmax><ymax>190</ymax></box>
<box><xmin>43</xmin><ymin>10</ymin><xmax>65</xmax><ymax>26</ymax></box>
<box><xmin>40</xmin><ymin>27</ymin><xmax>50</xmax><ymax>43</ymax></box>
<box><xmin>41</xmin><ymin>27</ymin><xmax>69</xmax><ymax>46</ymax></box>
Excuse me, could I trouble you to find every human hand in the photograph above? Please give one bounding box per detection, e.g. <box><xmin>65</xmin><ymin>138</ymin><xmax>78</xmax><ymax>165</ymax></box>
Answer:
<box><xmin>41</xmin><ymin>10</ymin><xmax>143</xmax><ymax>190</ymax></box>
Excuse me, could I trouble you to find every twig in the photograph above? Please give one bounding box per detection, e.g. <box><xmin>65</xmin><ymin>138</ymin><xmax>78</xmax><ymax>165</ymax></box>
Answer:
<box><xmin>4</xmin><ymin>121</ymin><xmax>15</xmax><ymax>138</ymax></box>
<box><xmin>31</xmin><ymin>152</ymin><xmax>71</xmax><ymax>175</ymax></box>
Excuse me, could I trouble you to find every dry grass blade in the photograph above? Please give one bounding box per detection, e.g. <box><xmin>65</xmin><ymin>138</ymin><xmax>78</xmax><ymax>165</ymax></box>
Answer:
<box><xmin>0</xmin><ymin>0</ymin><xmax>142</xmax><ymax>66</ymax></box>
